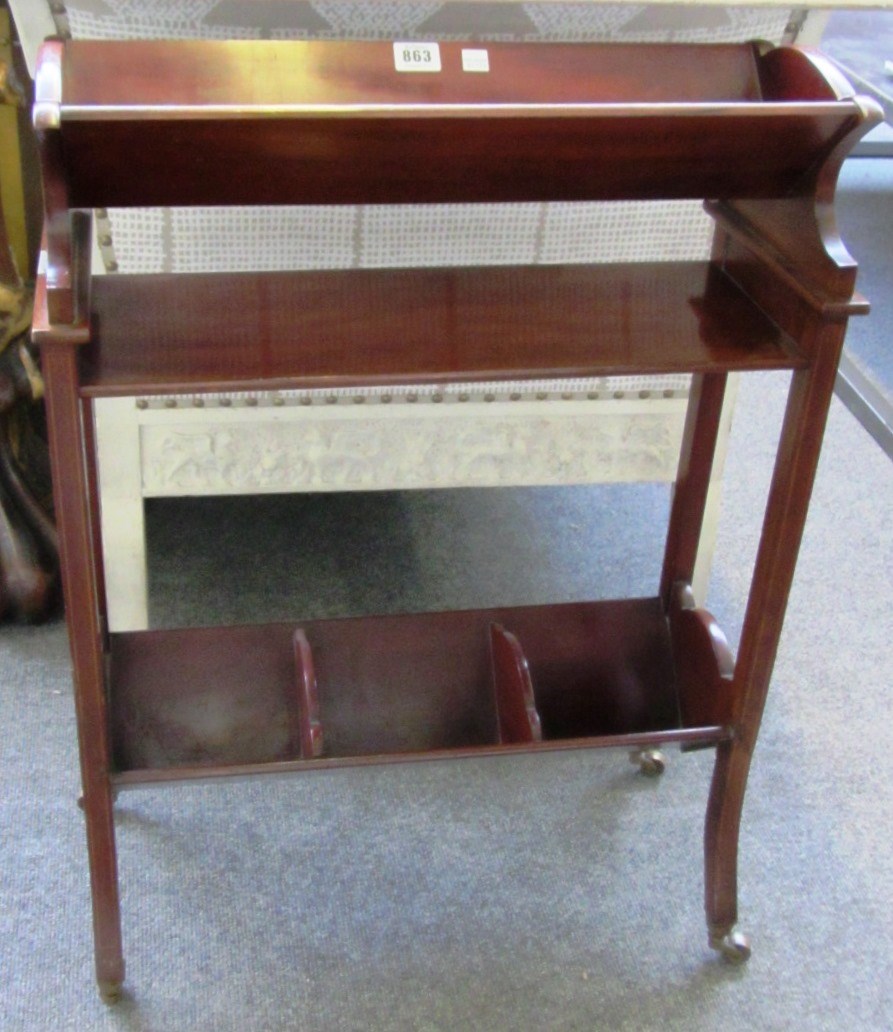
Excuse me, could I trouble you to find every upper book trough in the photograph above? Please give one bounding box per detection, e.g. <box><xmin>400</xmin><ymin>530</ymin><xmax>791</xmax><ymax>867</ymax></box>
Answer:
<box><xmin>33</xmin><ymin>39</ymin><xmax>882</xmax><ymax>208</ymax></box>
<box><xmin>33</xmin><ymin>39</ymin><xmax>868</xmax><ymax>117</ymax></box>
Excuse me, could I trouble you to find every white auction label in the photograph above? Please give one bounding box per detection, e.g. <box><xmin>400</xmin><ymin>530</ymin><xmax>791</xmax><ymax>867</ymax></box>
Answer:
<box><xmin>393</xmin><ymin>42</ymin><xmax>441</xmax><ymax>73</ymax></box>
<box><xmin>462</xmin><ymin>49</ymin><xmax>490</xmax><ymax>73</ymax></box>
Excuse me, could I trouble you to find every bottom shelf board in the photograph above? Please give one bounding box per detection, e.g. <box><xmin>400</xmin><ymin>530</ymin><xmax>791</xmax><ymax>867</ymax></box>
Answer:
<box><xmin>108</xmin><ymin>597</ymin><xmax>715</xmax><ymax>778</ymax></box>
<box><xmin>111</xmin><ymin>727</ymin><xmax>727</xmax><ymax>788</ymax></box>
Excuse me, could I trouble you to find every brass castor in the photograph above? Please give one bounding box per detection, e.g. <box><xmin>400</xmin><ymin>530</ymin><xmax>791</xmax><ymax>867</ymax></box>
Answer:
<box><xmin>98</xmin><ymin>980</ymin><xmax>123</xmax><ymax>1004</ymax></box>
<box><xmin>709</xmin><ymin>930</ymin><xmax>752</xmax><ymax>964</ymax></box>
<box><xmin>629</xmin><ymin>748</ymin><xmax>666</xmax><ymax>777</ymax></box>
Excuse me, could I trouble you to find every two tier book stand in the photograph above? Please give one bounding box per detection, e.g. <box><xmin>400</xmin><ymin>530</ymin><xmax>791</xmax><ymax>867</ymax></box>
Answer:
<box><xmin>32</xmin><ymin>38</ymin><xmax>880</xmax><ymax>1001</ymax></box>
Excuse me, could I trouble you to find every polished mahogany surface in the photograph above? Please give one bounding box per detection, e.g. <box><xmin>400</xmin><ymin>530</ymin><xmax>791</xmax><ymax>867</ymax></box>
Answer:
<box><xmin>108</xmin><ymin>598</ymin><xmax>684</xmax><ymax>774</ymax></box>
<box><xmin>60</xmin><ymin>40</ymin><xmax>767</xmax><ymax>110</ymax></box>
<box><xmin>79</xmin><ymin>262</ymin><xmax>804</xmax><ymax>396</ymax></box>
<box><xmin>31</xmin><ymin>34</ymin><xmax>880</xmax><ymax>996</ymax></box>
<box><xmin>65</xmin><ymin>112</ymin><xmax>860</xmax><ymax>208</ymax></box>
<box><xmin>41</xmin><ymin>40</ymin><xmax>866</xmax><ymax>207</ymax></box>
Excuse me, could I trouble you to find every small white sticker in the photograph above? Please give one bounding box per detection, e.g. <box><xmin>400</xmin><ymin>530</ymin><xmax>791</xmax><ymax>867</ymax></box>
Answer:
<box><xmin>462</xmin><ymin>48</ymin><xmax>490</xmax><ymax>73</ymax></box>
<box><xmin>393</xmin><ymin>42</ymin><xmax>441</xmax><ymax>73</ymax></box>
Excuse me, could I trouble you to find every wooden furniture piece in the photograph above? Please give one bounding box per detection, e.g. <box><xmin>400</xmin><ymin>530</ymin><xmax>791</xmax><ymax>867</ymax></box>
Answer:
<box><xmin>32</xmin><ymin>37</ymin><xmax>880</xmax><ymax>1002</ymax></box>
<box><xmin>24</xmin><ymin>1</ymin><xmax>818</xmax><ymax>637</ymax></box>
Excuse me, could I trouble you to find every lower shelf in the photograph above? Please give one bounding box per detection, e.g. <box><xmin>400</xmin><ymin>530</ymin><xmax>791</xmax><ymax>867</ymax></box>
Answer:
<box><xmin>108</xmin><ymin>595</ymin><xmax>735</xmax><ymax>786</ymax></box>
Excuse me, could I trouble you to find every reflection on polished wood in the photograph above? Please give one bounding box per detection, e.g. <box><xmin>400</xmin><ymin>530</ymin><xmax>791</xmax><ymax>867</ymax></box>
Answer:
<box><xmin>41</xmin><ymin>40</ymin><xmax>868</xmax><ymax>209</ymax></box>
<box><xmin>79</xmin><ymin>262</ymin><xmax>804</xmax><ymax>397</ymax></box>
<box><xmin>109</xmin><ymin>599</ymin><xmax>688</xmax><ymax>774</ymax></box>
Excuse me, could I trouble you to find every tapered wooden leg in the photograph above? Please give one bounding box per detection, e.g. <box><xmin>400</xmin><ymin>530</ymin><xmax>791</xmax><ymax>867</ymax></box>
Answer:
<box><xmin>704</xmin><ymin>322</ymin><xmax>845</xmax><ymax>959</ymax></box>
<box><xmin>41</xmin><ymin>343</ymin><xmax>124</xmax><ymax>1001</ymax></box>
<box><xmin>81</xmin><ymin>398</ymin><xmax>109</xmax><ymax>640</ymax></box>
<box><xmin>82</xmin><ymin>787</ymin><xmax>124</xmax><ymax>1002</ymax></box>
<box><xmin>660</xmin><ymin>371</ymin><xmax>728</xmax><ymax>609</ymax></box>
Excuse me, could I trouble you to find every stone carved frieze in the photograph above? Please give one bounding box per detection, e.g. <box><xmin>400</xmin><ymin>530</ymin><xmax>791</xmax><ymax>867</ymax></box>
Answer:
<box><xmin>141</xmin><ymin>413</ymin><xmax>682</xmax><ymax>496</ymax></box>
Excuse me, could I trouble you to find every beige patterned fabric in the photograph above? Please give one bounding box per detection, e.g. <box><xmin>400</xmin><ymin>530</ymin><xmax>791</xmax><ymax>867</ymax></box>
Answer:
<box><xmin>57</xmin><ymin>1</ymin><xmax>798</xmax><ymax>45</ymax></box>
<box><xmin>100</xmin><ymin>201</ymin><xmax>720</xmax><ymax>276</ymax></box>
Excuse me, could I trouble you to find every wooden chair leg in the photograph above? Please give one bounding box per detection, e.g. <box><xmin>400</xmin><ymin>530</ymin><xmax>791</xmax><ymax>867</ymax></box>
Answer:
<box><xmin>0</xmin><ymin>426</ymin><xmax>57</xmax><ymax>619</ymax></box>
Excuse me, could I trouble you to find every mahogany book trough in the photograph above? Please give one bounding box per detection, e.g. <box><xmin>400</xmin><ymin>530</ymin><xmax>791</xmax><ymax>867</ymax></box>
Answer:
<box><xmin>31</xmin><ymin>37</ymin><xmax>880</xmax><ymax>1000</ymax></box>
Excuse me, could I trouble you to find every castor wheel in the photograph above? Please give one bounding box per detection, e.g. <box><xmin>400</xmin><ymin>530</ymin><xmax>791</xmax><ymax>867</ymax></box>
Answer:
<box><xmin>709</xmin><ymin>930</ymin><xmax>752</xmax><ymax>964</ymax></box>
<box><xmin>629</xmin><ymin>748</ymin><xmax>666</xmax><ymax>777</ymax></box>
<box><xmin>98</xmin><ymin>980</ymin><xmax>123</xmax><ymax>1004</ymax></box>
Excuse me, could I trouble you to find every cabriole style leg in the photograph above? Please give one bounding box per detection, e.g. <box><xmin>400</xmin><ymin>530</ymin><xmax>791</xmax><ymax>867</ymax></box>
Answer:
<box><xmin>704</xmin><ymin>740</ymin><xmax>751</xmax><ymax>963</ymax></box>
<box><xmin>703</xmin><ymin>325</ymin><xmax>846</xmax><ymax>966</ymax></box>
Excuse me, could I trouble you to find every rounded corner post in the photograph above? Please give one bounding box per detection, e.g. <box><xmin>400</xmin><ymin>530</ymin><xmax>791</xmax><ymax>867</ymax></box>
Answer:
<box><xmin>712</xmin><ymin>49</ymin><xmax>883</xmax><ymax>315</ymax></box>
<box><xmin>33</xmin><ymin>38</ymin><xmax>63</xmax><ymax>131</ymax></box>
<box><xmin>811</xmin><ymin>93</ymin><xmax>885</xmax><ymax>302</ymax></box>
<box><xmin>33</xmin><ymin>39</ymin><xmax>80</xmax><ymax>329</ymax></box>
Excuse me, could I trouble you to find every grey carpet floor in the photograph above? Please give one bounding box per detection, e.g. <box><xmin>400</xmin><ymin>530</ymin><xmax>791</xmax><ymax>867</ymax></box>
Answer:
<box><xmin>838</xmin><ymin>159</ymin><xmax>893</xmax><ymax>401</ymax></box>
<box><xmin>3</xmin><ymin>368</ymin><xmax>892</xmax><ymax>1031</ymax></box>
